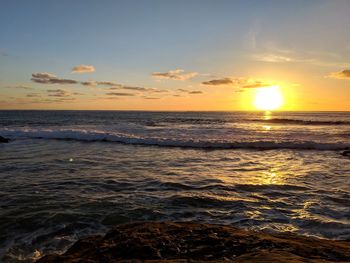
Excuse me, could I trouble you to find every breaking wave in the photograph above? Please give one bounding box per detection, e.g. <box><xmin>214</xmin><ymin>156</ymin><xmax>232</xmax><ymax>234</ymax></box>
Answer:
<box><xmin>1</xmin><ymin>128</ymin><xmax>349</xmax><ymax>151</ymax></box>
<box><xmin>251</xmin><ymin>118</ymin><xmax>350</xmax><ymax>125</ymax></box>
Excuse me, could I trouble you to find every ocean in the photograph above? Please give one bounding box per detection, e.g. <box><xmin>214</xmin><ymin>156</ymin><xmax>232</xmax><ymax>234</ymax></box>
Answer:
<box><xmin>0</xmin><ymin>110</ymin><xmax>349</xmax><ymax>262</ymax></box>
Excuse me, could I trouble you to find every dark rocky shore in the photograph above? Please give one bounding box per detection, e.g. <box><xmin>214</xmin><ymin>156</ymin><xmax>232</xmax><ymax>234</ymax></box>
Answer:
<box><xmin>37</xmin><ymin>221</ymin><xmax>350</xmax><ymax>263</ymax></box>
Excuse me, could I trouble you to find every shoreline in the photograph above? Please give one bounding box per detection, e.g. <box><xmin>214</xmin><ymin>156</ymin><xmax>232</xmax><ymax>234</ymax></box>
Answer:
<box><xmin>37</xmin><ymin>221</ymin><xmax>350</xmax><ymax>263</ymax></box>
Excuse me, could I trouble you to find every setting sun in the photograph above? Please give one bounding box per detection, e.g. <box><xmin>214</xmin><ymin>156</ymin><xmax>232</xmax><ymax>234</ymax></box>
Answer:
<box><xmin>254</xmin><ymin>86</ymin><xmax>283</xmax><ymax>111</ymax></box>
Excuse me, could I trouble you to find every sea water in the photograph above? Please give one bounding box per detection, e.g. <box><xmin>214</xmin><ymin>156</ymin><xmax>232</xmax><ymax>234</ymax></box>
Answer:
<box><xmin>0</xmin><ymin>111</ymin><xmax>349</xmax><ymax>261</ymax></box>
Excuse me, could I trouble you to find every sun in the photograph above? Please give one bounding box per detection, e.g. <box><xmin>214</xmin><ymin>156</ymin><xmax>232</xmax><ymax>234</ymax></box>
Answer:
<box><xmin>254</xmin><ymin>86</ymin><xmax>283</xmax><ymax>111</ymax></box>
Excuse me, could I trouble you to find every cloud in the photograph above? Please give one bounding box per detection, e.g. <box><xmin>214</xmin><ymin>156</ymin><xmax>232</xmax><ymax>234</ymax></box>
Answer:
<box><xmin>254</xmin><ymin>53</ymin><xmax>293</xmax><ymax>63</ymax></box>
<box><xmin>30</xmin><ymin>72</ymin><xmax>172</xmax><ymax>97</ymax></box>
<box><xmin>47</xmin><ymin>89</ymin><xmax>71</xmax><ymax>97</ymax></box>
<box><xmin>188</xmin><ymin>90</ymin><xmax>203</xmax><ymax>94</ymax></box>
<box><xmin>32</xmin><ymin>72</ymin><xmax>78</xmax><ymax>85</ymax></box>
<box><xmin>242</xmin><ymin>80</ymin><xmax>271</xmax><ymax>88</ymax></box>
<box><xmin>142</xmin><ymin>97</ymin><xmax>160</xmax><ymax>100</ymax></box>
<box><xmin>4</xmin><ymin>85</ymin><xmax>33</xmax><ymax>90</ymax></box>
<box><xmin>148</xmin><ymin>88</ymin><xmax>169</xmax><ymax>93</ymax></box>
<box><xmin>253</xmin><ymin>49</ymin><xmax>350</xmax><ymax>68</ymax></box>
<box><xmin>26</xmin><ymin>93</ymin><xmax>41</xmax><ymax>98</ymax></box>
<box><xmin>202</xmin><ymin>78</ymin><xmax>233</xmax><ymax>86</ymax></box>
<box><xmin>33</xmin><ymin>72</ymin><xmax>57</xmax><ymax>79</ymax></box>
<box><xmin>81</xmin><ymin>80</ymin><xmax>97</xmax><ymax>86</ymax></box>
<box><xmin>202</xmin><ymin>77</ymin><xmax>273</xmax><ymax>89</ymax></box>
<box><xmin>3</xmin><ymin>95</ymin><xmax>76</xmax><ymax>104</ymax></box>
<box><xmin>41</xmin><ymin>97</ymin><xmax>76</xmax><ymax>103</ymax></box>
<box><xmin>152</xmin><ymin>69</ymin><xmax>198</xmax><ymax>80</ymax></box>
<box><xmin>177</xmin><ymin>89</ymin><xmax>203</xmax><ymax>94</ymax></box>
<box><xmin>107</xmin><ymin>86</ymin><xmax>168</xmax><ymax>95</ymax></box>
<box><xmin>72</xmin><ymin>64</ymin><xmax>95</xmax><ymax>73</ymax></box>
<box><xmin>106</xmin><ymin>92</ymin><xmax>135</xmax><ymax>96</ymax></box>
<box><xmin>122</xmin><ymin>86</ymin><xmax>148</xmax><ymax>91</ymax></box>
<box><xmin>97</xmin><ymin>81</ymin><xmax>122</xmax><ymax>87</ymax></box>
<box><xmin>328</xmin><ymin>69</ymin><xmax>350</xmax><ymax>80</ymax></box>
<box><xmin>177</xmin><ymin>89</ymin><xmax>188</xmax><ymax>92</ymax></box>
<box><xmin>117</xmin><ymin>86</ymin><xmax>169</xmax><ymax>93</ymax></box>
<box><xmin>82</xmin><ymin>79</ymin><xmax>170</xmax><ymax>94</ymax></box>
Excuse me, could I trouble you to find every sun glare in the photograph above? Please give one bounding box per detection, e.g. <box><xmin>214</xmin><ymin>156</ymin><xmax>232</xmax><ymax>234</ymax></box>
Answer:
<box><xmin>254</xmin><ymin>86</ymin><xmax>283</xmax><ymax>111</ymax></box>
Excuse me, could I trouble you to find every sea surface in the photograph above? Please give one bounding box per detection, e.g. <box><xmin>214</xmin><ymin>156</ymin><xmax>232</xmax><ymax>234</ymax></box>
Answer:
<box><xmin>0</xmin><ymin>110</ymin><xmax>349</xmax><ymax>262</ymax></box>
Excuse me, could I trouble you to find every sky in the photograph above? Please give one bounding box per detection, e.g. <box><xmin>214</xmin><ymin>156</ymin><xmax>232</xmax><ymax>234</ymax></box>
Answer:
<box><xmin>0</xmin><ymin>0</ymin><xmax>349</xmax><ymax>111</ymax></box>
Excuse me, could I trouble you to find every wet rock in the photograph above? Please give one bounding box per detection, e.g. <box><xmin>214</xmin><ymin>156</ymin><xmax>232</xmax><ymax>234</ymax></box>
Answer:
<box><xmin>0</xmin><ymin>136</ymin><xmax>9</xmax><ymax>143</ymax></box>
<box><xmin>37</xmin><ymin>221</ymin><xmax>350</xmax><ymax>263</ymax></box>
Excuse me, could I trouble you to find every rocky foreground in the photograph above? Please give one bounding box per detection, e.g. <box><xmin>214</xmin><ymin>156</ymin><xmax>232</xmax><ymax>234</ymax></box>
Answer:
<box><xmin>37</xmin><ymin>222</ymin><xmax>350</xmax><ymax>263</ymax></box>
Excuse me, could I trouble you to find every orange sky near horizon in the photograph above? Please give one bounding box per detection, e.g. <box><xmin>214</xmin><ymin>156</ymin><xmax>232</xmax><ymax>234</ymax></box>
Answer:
<box><xmin>1</xmin><ymin>1</ymin><xmax>349</xmax><ymax>111</ymax></box>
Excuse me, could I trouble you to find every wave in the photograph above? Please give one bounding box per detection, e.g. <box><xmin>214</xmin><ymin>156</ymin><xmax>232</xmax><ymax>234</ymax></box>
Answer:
<box><xmin>1</xmin><ymin>128</ymin><xmax>349</xmax><ymax>151</ymax></box>
<box><xmin>252</xmin><ymin>118</ymin><xmax>350</xmax><ymax>125</ymax></box>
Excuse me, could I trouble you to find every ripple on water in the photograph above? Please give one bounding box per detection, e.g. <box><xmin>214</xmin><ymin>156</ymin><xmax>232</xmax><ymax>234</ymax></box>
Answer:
<box><xmin>0</xmin><ymin>139</ymin><xmax>350</xmax><ymax>262</ymax></box>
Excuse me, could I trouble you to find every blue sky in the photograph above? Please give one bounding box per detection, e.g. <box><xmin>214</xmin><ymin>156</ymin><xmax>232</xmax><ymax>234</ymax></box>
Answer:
<box><xmin>1</xmin><ymin>0</ymin><xmax>349</xmax><ymax>110</ymax></box>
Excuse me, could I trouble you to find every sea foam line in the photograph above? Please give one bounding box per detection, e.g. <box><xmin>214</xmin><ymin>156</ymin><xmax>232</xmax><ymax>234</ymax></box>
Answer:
<box><xmin>1</xmin><ymin>128</ymin><xmax>349</xmax><ymax>151</ymax></box>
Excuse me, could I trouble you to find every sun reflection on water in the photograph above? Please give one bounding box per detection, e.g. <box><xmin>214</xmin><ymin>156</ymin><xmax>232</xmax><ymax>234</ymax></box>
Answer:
<box><xmin>262</xmin><ymin>125</ymin><xmax>271</xmax><ymax>131</ymax></box>
<box><xmin>260</xmin><ymin>170</ymin><xmax>285</xmax><ymax>185</ymax></box>
<box><xmin>263</xmin><ymin>111</ymin><xmax>272</xmax><ymax>120</ymax></box>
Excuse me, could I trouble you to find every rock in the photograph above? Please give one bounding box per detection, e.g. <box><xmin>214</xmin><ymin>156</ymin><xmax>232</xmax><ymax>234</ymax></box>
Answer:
<box><xmin>37</xmin><ymin>221</ymin><xmax>350</xmax><ymax>263</ymax></box>
<box><xmin>0</xmin><ymin>136</ymin><xmax>9</xmax><ymax>143</ymax></box>
<box><xmin>341</xmin><ymin>150</ymin><xmax>350</xmax><ymax>156</ymax></box>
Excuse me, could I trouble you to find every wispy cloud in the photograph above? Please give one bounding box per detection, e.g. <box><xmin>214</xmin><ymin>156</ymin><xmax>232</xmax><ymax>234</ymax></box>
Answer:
<box><xmin>202</xmin><ymin>77</ymin><xmax>272</xmax><ymax>89</ymax></box>
<box><xmin>32</xmin><ymin>73</ymin><xmax>78</xmax><ymax>84</ymax></box>
<box><xmin>107</xmin><ymin>86</ymin><xmax>169</xmax><ymax>94</ymax></box>
<box><xmin>26</xmin><ymin>93</ymin><xmax>41</xmax><ymax>97</ymax></box>
<box><xmin>4</xmin><ymin>85</ymin><xmax>33</xmax><ymax>90</ymax></box>
<box><xmin>254</xmin><ymin>53</ymin><xmax>293</xmax><ymax>63</ymax></box>
<box><xmin>106</xmin><ymin>92</ymin><xmax>135</xmax><ymax>96</ymax></box>
<box><xmin>152</xmin><ymin>69</ymin><xmax>198</xmax><ymax>81</ymax></box>
<box><xmin>177</xmin><ymin>89</ymin><xmax>203</xmax><ymax>94</ymax></box>
<box><xmin>148</xmin><ymin>88</ymin><xmax>169</xmax><ymax>93</ymax></box>
<box><xmin>188</xmin><ymin>90</ymin><xmax>203</xmax><ymax>94</ymax></box>
<box><xmin>253</xmin><ymin>49</ymin><xmax>350</xmax><ymax>68</ymax></box>
<box><xmin>41</xmin><ymin>97</ymin><xmax>76</xmax><ymax>103</ymax></box>
<box><xmin>142</xmin><ymin>97</ymin><xmax>160</xmax><ymax>100</ymax></box>
<box><xmin>202</xmin><ymin>78</ymin><xmax>233</xmax><ymax>86</ymax></box>
<box><xmin>28</xmin><ymin>71</ymin><xmax>173</xmax><ymax>101</ymax></box>
<box><xmin>81</xmin><ymin>80</ymin><xmax>97</xmax><ymax>86</ymax></box>
<box><xmin>97</xmin><ymin>81</ymin><xmax>122</xmax><ymax>87</ymax></box>
<box><xmin>47</xmin><ymin>89</ymin><xmax>71</xmax><ymax>97</ymax></box>
<box><xmin>242</xmin><ymin>80</ymin><xmax>272</xmax><ymax>88</ymax></box>
<box><xmin>328</xmin><ymin>69</ymin><xmax>350</xmax><ymax>80</ymax></box>
<box><xmin>30</xmin><ymin>72</ymin><xmax>171</xmax><ymax>98</ymax></box>
<box><xmin>1</xmin><ymin>96</ymin><xmax>76</xmax><ymax>105</ymax></box>
<box><xmin>177</xmin><ymin>89</ymin><xmax>187</xmax><ymax>92</ymax></box>
<box><xmin>122</xmin><ymin>86</ymin><xmax>148</xmax><ymax>91</ymax></box>
<box><xmin>72</xmin><ymin>64</ymin><xmax>95</xmax><ymax>73</ymax></box>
